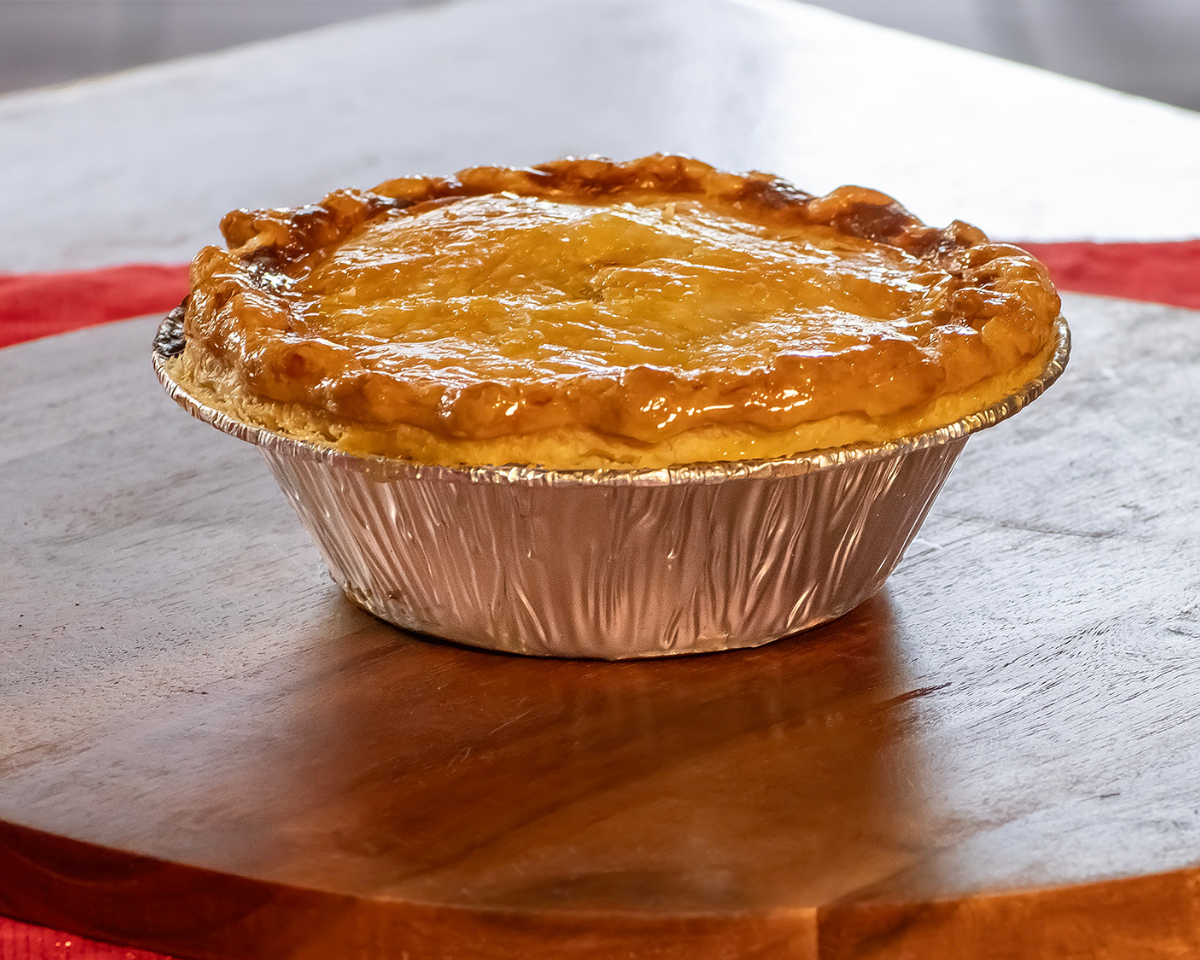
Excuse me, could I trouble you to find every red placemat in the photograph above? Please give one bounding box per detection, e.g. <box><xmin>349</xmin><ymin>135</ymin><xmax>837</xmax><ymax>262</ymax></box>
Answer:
<box><xmin>0</xmin><ymin>924</ymin><xmax>169</xmax><ymax>960</ymax></box>
<box><xmin>0</xmin><ymin>264</ymin><xmax>189</xmax><ymax>350</ymax></box>
<box><xmin>1</xmin><ymin>239</ymin><xmax>1197</xmax><ymax>960</ymax></box>
<box><xmin>1018</xmin><ymin>239</ymin><xmax>1200</xmax><ymax>311</ymax></box>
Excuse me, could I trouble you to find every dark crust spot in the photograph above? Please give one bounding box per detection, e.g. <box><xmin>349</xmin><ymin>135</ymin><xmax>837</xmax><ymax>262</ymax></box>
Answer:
<box><xmin>734</xmin><ymin>176</ymin><xmax>815</xmax><ymax>212</ymax></box>
<box><xmin>246</xmin><ymin>250</ymin><xmax>292</xmax><ymax>292</ymax></box>
<box><xmin>827</xmin><ymin>200</ymin><xmax>914</xmax><ymax>244</ymax></box>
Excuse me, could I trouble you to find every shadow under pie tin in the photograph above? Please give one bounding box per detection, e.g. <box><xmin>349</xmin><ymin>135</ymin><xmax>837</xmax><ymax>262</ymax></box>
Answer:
<box><xmin>153</xmin><ymin>312</ymin><xmax>1069</xmax><ymax>660</ymax></box>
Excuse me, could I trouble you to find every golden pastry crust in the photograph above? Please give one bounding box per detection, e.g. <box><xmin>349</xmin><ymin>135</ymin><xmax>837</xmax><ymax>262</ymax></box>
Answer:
<box><xmin>171</xmin><ymin>155</ymin><xmax>1061</xmax><ymax>468</ymax></box>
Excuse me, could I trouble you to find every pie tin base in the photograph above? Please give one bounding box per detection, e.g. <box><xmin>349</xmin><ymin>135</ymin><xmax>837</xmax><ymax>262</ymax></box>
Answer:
<box><xmin>153</xmin><ymin>316</ymin><xmax>1069</xmax><ymax>659</ymax></box>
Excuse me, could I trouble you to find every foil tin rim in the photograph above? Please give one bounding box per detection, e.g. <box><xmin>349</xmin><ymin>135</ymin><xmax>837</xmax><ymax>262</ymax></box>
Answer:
<box><xmin>152</xmin><ymin>314</ymin><xmax>1069</xmax><ymax>487</ymax></box>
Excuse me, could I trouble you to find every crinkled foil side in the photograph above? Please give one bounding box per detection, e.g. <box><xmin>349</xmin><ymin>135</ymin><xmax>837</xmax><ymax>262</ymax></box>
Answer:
<box><xmin>153</xmin><ymin>317</ymin><xmax>1069</xmax><ymax>658</ymax></box>
<box><xmin>256</xmin><ymin>438</ymin><xmax>965</xmax><ymax>657</ymax></box>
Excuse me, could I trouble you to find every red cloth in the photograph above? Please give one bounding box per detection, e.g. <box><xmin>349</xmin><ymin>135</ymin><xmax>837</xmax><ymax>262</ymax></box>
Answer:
<box><xmin>1</xmin><ymin>242</ymin><xmax>1198</xmax><ymax>352</ymax></box>
<box><xmin>0</xmin><ymin>239</ymin><xmax>1197</xmax><ymax>960</ymax></box>
<box><xmin>0</xmin><ymin>920</ymin><xmax>171</xmax><ymax>960</ymax></box>
<box><xmin>1018</xmin><ymin>239</ymin><xmax>1200</xmax><ymax>311</ymax></box>
<box><xmin>0</xmin><ymin>264</ymin><xmax>189</xmax><ymax>349</ymax></box>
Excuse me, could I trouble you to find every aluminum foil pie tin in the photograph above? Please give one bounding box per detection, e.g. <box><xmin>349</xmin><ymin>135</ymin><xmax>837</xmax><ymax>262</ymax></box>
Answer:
<box><xmin>153</xmin><ymin>316</ymin><xmax>1069</xmax><ymax>659</ymax></box>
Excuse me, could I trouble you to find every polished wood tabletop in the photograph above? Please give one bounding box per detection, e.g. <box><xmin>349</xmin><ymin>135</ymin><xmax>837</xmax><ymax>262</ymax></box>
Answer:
<box><xmin>2</xmin><ymin>291</ymin><xmax>1200</xmax><ymax>958</ymax></box>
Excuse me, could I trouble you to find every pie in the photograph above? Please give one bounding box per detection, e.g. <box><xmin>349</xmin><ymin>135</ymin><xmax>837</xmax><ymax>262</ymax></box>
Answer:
<box><xmin>166</xmin><ymin>155</ymin><xmax>1062</xmax><ymax>469</ymax></box>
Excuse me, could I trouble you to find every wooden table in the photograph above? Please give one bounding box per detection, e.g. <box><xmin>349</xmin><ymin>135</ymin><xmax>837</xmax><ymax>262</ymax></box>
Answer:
<box><xmin>4</xmin><ymin>294</ymin><xmax>1200</xmax><ymax>958</ymax></box>
<box><xmin>3</xmin><ymin>1</ymin><xmax>1200</xmax><ymax>957</ymax></box>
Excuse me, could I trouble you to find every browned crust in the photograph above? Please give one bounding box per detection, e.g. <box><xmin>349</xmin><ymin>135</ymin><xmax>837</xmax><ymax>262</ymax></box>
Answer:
<box><xmin>180</xmin><ymin>155</ymin><xmax>1061</xmax><ymax>453</ymax></box>
<box><xmin>217</xmin><ymin>155</ymin><xmax>959</xmax><ymax>263</ymax></box>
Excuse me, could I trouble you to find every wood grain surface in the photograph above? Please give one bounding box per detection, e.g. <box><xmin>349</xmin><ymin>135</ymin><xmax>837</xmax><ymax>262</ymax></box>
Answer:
<box><xmin>2</xmin><ymin>292</ymin><xmax>1200</xmax><ymax>958</ymax></box>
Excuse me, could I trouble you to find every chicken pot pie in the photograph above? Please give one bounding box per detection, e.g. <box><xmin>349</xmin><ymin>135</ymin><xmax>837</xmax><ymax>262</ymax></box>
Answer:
<box><xmin>165</xmin><ymin>155</ymin><xmax>1061</xmax><ymax>470</ymax></box>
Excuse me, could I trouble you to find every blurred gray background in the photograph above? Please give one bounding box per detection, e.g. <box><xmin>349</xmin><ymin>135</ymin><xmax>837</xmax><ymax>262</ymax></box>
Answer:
<box><xmin>1</xmin><ymin>0</ymin><xmax>1198</xmax><ymax>113</ymax></box>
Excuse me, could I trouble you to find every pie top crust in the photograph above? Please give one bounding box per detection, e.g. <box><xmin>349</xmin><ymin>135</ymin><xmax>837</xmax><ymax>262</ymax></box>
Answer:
<box><xmin>170</xmin><ymin>155</ymin><xmax>1061</xmax><ymax>468</ymax></box>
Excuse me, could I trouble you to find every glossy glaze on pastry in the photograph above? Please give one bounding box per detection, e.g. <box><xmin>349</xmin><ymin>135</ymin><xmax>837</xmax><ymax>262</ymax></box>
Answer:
<box><xmin>170</xmin><ymin>155</ymin><xmax>1061</xmax><ymax>468</ymax></box>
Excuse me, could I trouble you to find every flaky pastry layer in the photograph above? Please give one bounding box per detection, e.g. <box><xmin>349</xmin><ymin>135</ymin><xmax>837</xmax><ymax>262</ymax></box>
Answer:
<box><xmin>175</xmin><ymin>155</ymin><xmax>1061</xmax><ymax>468</ymax></box>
